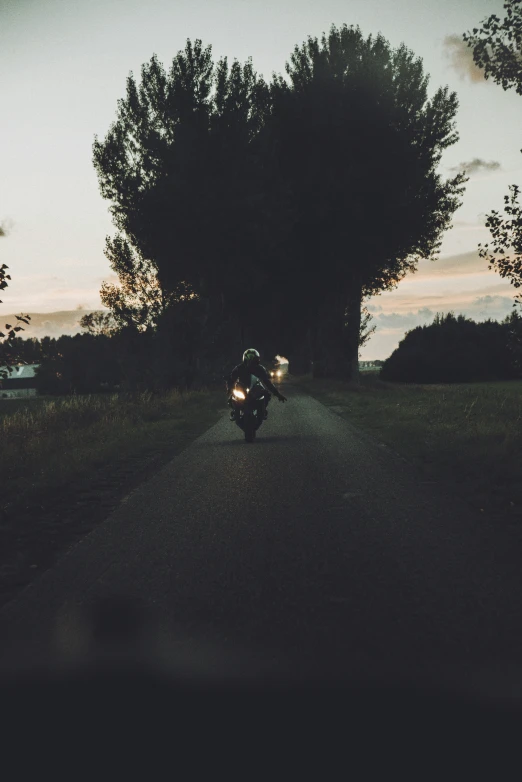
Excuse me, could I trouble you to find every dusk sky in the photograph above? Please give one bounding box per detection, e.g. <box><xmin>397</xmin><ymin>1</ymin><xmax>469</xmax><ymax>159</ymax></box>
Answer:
<box><xmin>2</xmin><ymin>0</ymin><xmax>521</xmax><ymax>358</ymax></box>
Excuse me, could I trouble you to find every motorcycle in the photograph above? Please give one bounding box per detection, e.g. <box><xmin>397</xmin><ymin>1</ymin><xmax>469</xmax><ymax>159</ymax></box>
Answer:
<box><xmin>228</xmin><ymin>375</ymin><xmax>267</xmax><ymax>442</ymax></box>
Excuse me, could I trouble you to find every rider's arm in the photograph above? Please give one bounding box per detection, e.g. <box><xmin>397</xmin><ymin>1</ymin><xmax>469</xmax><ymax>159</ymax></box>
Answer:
<box><xmin>226</xmin><ymin>365</ymin><xmax>240</xmax><ymax>392</ymax></box>
<box><xmin>256</xmin><ymin>365</ymin><xmax>284</xmax><ymax>398</ymax></box>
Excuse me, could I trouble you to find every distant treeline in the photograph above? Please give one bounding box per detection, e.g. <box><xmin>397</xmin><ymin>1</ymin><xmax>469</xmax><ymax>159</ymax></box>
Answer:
<box><xmin>3</xmin><ymin>317</ymin><xmax>236</xmax><ymax>394</ymax></box>
<box><xmin>380</xmin><ymin>310</ymin><xmax>522</xmax><ymax>383</ymax></box>
<box><xmin>2</xmin><ymin>309</ymin><xmax>520</xmax><ymax>393</ymax></box>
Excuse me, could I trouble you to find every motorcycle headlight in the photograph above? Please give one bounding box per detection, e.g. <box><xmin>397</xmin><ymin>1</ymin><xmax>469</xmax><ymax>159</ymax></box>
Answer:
<box><xmin>233</xmin><ymin>388</ymin><xmax>246</xmax><ymax>400</ymax></box>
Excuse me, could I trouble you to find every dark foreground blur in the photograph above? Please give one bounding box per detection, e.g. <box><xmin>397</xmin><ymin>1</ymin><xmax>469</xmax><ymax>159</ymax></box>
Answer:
<box><xmin>2</xmin><ymin>595</ymin><xmax>522</xmax><ymax>771</ymax></box>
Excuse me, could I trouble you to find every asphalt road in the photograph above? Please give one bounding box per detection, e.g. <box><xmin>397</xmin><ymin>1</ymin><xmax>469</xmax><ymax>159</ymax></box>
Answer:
<box><xmin>3</xmin><ymin>381</ymin><xmax>522</xmax><ymax>687</ymax></box>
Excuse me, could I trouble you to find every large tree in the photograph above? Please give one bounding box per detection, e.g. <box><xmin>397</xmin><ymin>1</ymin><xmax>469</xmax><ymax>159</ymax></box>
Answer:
<box><xmin>93</xmin><ymin>41</ymin><xmax>274</xmax><ymax>338</ymax></box>
<box><xmin>268</xmin><ymin>24</ymin><xmax>467</xmax><ymax>379</ymax></box>
<box><xmin>463</xmin><ymin>0</ymin><xmax>522</xmax><ymax>310</ymax></box>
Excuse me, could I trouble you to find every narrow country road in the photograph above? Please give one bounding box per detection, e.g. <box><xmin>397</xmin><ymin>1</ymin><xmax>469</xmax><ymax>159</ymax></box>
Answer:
<box><xmin>3</xmin><ymin>381</ymin><xmax>522</xmax><ymax>685</ymax></box>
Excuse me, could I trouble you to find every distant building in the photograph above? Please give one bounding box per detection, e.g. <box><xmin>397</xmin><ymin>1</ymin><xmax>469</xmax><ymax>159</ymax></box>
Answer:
<box><xmin>359</xmin><ymin>360</ymin><xmax>380</xmax><ymax>369</ymax></box>
<box><xmin>0</xmin><ymin>364</ymin><xmax>39</xmax><ymax>398</ymax></box>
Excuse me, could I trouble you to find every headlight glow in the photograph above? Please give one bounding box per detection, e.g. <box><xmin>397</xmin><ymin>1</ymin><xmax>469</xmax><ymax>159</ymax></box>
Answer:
<box><xmin>233</xmin><ymin>388</ymin><xmax>246</xmax><ymax>399</ymax></box>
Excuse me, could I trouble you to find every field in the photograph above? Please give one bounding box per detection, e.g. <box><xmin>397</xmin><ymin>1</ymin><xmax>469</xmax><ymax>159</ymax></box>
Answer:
<box><xmin>1</xmin><ymin>374</ymin><xmax>521</xmax><ymax>605</ymax></box>
<box><xmin>0</xmin><ymin>389</ymin><xmax>225</xmax><ymax>506</ymax></box>
<box><xmin>0</xmin><ymin>387</ymin><xmax>225</xmax><ymax>603</ymax></box>
<box><xmin>291</xmin><ymin>372</ymin><xmax>522</xmax><ymax>520</ymax></box>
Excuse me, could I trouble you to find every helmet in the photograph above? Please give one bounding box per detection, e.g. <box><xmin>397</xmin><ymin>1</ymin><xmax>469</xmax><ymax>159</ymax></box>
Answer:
<box><xmin>243</xmin><ymin>348</ymin><xmax>260</xmax><ymax>365</ymax></box>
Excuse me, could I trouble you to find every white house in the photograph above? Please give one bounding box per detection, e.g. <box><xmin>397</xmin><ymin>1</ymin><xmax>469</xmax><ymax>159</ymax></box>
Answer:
<box><xmin>0</xmin><ymin>364</ymin><xmax>39</xmax><ymax>398</ymax></box>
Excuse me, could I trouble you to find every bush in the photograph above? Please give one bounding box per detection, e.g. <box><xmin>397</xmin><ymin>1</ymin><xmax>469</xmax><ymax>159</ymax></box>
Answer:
<box><xmin>381</xmin><ymin>312</ymin><xmax>520</xmax><ymax>384</ymax></box>
<box><xmin>35</xmin><ymin>333</ymin><xmax>122</xmax><ymax>395</ymax></box>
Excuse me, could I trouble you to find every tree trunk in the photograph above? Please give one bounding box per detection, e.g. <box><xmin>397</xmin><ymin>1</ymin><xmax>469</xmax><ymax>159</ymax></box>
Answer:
<box><xmin>312</xmin><ymin>293</ymin><xmax>349</xmax><ymax>379</ymax></box>
<box><xmin>311</xmin><ymin>278</ymin><xmax>362</xmax><ymax>381</ymax></box>
<box><xmin>344</xmin><ymin>277</ymin><xmax>363</xmax><ymax>383</ymax></box>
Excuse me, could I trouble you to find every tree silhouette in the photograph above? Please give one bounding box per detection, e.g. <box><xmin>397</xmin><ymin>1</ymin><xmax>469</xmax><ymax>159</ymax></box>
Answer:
<box><xmin>79</xmin><ymin>311</ymin><xmax>119</xmax><ymax>337</ymax></box>
<box><xmin>381</xmin><ymin>311</ymin><xmax>519</xmax><ymax>383</ymax></box>
<box><xmin>34</xmin><ymin>333</ymin><xmax>122</xmax><ymax>395</ymax></box>
<box><xmin>463</xmin><ymin>0</ymin><xmax>522</xmax><ymax>96</ymax></box>
<box><xmin>92</xmin><ymin>29</ymin><xmax>467</xmax><ymax>385</ymax></box>
<box><xmin>358</xmin><ymin>304</ymin><xmax>377</xmax><ymax>350</ymax></box>
<box><xmin>502</xmin><ymin>307</ymin><xmax>522</xmax><ymax>373</ymax></box>
<box><xmin>268</xmin><ymin>24</ymin><xmax>467</xmax><ymax>379</ymax></box>
<box><xmin>0</xmin><ymin>254</ymin><xmax>30</xmax><ymax>383</ymax></box>
<box><xmin>93</xmin><ymin>41</ymin><xmax>283</xmax><ymax>386</ymax></box>
<box><xmin>93</xmin><ymin>41</ymin><xmax>273</xmax><ymax>326</ymax></box>
<box><xmin>463</xmin><ymin>1</ymin><xmax>522</xmax><ymax>309</ymax></box>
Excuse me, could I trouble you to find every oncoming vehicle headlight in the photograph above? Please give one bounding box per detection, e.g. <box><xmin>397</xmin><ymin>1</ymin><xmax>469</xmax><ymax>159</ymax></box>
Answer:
<box><xmin>277</xmin><ymin>370</ymin><xmax>282</xmax><ymax>377</ymax></box>
<box><xmin>233</xmin><ymin>388</ymin><xmax>246</xmax><ymax>400</ymax></box>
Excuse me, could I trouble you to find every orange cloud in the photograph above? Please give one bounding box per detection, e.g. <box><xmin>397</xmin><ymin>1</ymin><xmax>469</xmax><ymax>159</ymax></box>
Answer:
<box><xmin>412</xmin><ymin>249</ymin><xmax>491</xmax><ymax>279</ymax></box>
<box><xmin>443</xmin><ymin>35</ymin><xmax>488</xmax><ymax>83</ymax></box>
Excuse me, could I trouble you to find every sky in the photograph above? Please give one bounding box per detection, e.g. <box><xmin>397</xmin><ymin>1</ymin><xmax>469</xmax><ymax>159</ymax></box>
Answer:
<box><xmin>1</xmin><ymin>0</ymin><xmax>521</xmax><ymax>358</ymax></box>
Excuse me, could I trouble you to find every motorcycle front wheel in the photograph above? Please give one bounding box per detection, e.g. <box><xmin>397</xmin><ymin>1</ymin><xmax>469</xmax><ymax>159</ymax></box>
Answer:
<box><xmin>243</xmin><ymin>411</ymin><xmax>255</xmax><ymax>442</ymax></box>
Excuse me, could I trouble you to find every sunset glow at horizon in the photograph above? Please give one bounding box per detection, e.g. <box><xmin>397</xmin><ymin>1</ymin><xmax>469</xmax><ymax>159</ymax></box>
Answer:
<box><xmin>2</xmin><ymin>0</ymin><xmax>520</xmax><ymax>359</ymax></box>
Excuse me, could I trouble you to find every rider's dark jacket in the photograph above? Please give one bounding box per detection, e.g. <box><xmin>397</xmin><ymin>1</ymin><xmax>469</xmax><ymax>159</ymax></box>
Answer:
<box><xmin>226</xmin><ymin>362</ymin><xmax>281</xmax><ymax>398</ymax></box>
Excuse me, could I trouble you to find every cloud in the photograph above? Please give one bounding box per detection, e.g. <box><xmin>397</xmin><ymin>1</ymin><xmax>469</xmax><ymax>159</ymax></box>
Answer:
<box><xmin>0</xmin><ymin>219</ymin><xmax>14</xmax><ymax>237</ymax></box>
<box><xmin>0</xmin><ymin>280</ymin><xmax>105</xmax><ymax>312</ymax></box>
<box><xmin>368</xmin><ymin>295</ymin><xmax>515</xmax><ymax>334</ymax></box>
<box><xmin>473</xmin><ymin>295</ymin><xmax>508</xmax><ymax>306</ymax></box>
<box><xmin>365</xmin><ymin>302</ymin><xmax>383</xmax><ymax>314</ymax></box>
<box><xmin>449</xmin><ymin>158</ymin><xmax>501</xmax><ymax>176</ymax></box>
<box><xmin>374</xmin><ymin>308</ymin><xmax>436</xmax><ymax>329</ymax></box>
<box><xmin>443</xmin><ymin>35</ymin><xmax>487</xmax><ymax>83</ymax></box>
<box><xmin>360</xmin><ymin>252</ymin><xmax>519</xmax><ymax>360</ymax></box>
<box><xmin>470</xmin><ymin>294</ymin><xmax>515</xmax><ymax>319</ymax></box>
<box><xmin>414</xmin><ymin>250</ymin><xmax>490</xmax><ymax>278</ymax></box>
<box><xmin>0</xmin><ymin>309</ymin><xmax>107</xmax><ymax>339</ymax></box>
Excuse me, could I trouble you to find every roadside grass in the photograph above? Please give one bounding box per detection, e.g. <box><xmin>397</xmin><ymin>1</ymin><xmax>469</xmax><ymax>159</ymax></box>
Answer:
<box><xmin>290</xmin><ymin>372</ymin><xmax>522</xmax><ymax>517</ymax></box>
<box><xmin>0</xmin><ymin>388</ymin><xmax>225</xmax><ymax>513</ymax></box>
<box><xmin>0</xmin><ymin>395</ymin><xmax>55</xmax><ymax>419</ymax></box>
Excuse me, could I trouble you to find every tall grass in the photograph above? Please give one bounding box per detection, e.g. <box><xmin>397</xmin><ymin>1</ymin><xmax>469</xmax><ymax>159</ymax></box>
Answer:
<box><xmin>293</xmin><ymin>374</ymin><xmax>522</xmax><ymax>513</ymax></box>
<box><xmin>0</xmin><ymin>389</ymin><xmax>221</xmax><ymax>506</ymax></box>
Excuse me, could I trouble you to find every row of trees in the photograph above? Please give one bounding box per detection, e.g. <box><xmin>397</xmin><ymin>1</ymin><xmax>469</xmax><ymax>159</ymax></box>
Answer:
<box><xmin>3</xmin><ymin>306</ymin><xmax>518</xmax><ymax>394</ymax></box>
<box><xmin>91</xmin><ymin>24</ymin><xmax>468</xmax><ymax>382</ymax></box>
<box><xmin>3</xmin><ymin>301</ymin><xmax>377</xmax><ymax>394</ymax></box>
<box><xmin>3</xmin><ymin>8</ymin><xmax>521</xmax><ymax>388</ymax></box>
<box><xmin>6</xmin><ymin>327</ymin><xmax>213</xmax><ymax>395</ymax></box>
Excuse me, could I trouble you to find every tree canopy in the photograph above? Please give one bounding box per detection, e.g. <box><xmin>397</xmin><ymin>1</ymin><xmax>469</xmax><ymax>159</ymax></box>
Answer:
<box><xmin>267</xmin><ymin>24</ymin><xmax>467</xmax><ymax>377</ymax></box>
<box><xmin>93</xmin><ymin>26</ymin><xmax>468</xmax><ymax>384</ymax></box>
<box><xmin>380</xmin><ymin>310</ymin><xmax>521</xmax><ymax>383</ymax></box>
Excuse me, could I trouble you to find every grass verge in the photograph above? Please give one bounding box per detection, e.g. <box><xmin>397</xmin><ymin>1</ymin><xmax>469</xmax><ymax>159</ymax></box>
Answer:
<box><xmin>0</xmin><ymin>387</ymin><xmax>226</xmax><ymax>605</ymax></box>
<box><xmin>290</xmin><ymin>372</ymin><xmax>522</xmax><ymax>520</ymax></box>
<box><xmin>1</xmin><ymin>389</ymin><xmax>224</xmax><ymax>504</ymax></box>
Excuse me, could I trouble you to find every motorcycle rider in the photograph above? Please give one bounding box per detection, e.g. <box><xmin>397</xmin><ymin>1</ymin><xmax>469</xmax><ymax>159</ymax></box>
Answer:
<box><xmin>225</xmin><ymin>349</ymin><xmax>287</xmax><ymax>421</ymax></box>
